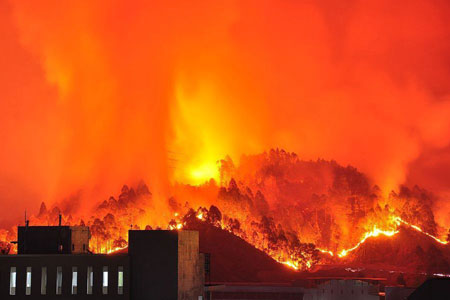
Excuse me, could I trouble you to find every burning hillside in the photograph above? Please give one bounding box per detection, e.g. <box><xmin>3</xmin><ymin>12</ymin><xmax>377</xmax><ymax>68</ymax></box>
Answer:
<box><xmin>2</xmin><ymin>1</ymin><xmax>450</xmax><ymax>290</ymax></box>
<box><xmin>347</xmin><ymin>224</ymin><xmax>450</xmax><ymax>274</ymax></box>
<box><xmin>1</xmin><ymin>149</ymin><xmax>448</xmax><ymax>274</ymax></box>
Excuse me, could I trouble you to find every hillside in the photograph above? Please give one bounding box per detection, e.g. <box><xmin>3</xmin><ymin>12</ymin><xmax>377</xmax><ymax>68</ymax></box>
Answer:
<box><xmin>346</xmin><ymin>225</ymin><xmax>450</xmax><ymax>274</ymax></box>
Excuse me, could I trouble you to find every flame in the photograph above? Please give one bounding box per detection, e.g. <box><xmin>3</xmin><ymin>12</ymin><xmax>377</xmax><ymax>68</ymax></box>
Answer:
<box><xmin>317</xmin><ymin>248</ymin><xmax>334</xmax><ymax>256</ymax></box>
<box><xmin>281</xmin><ymin>261</ymin><xmax>299</xmax><ymax>270</ymax></box>
<box><xmin>105</xmin><ymin>213</ymin><xmax>449</xmax><ymax>270</ymax></box>
<box><xmin>2</xmin><ymin>2</ymin><xmax>450</xmax><ymax>270</ymax></box>
<box><xmin>394</xmin><ymin>217</ymin><xmax>448</xmax><ymax>245</ymax></box>
<box><xmin>107</xmin><ymin>246</ymin><xmax>127</xmax><ymax>254</ymax></box>
<box><xmin>316</xmin><ymin>216</ymin><xmax>448</xmax><ymax>261</ymax></box>
<box><xmin>337</xmin><ymin>226</ymin><xmax>399</xmax><ymax>258</ymax></box>
<box><xmin>171</xmin><ymin>82</ymin><xmax>225</xmax><ymax>185</ymax></box>
<box><xmin>2</xmin><ymin>177</ymin><xmax>448</xmax><ymax>272</ymax></box>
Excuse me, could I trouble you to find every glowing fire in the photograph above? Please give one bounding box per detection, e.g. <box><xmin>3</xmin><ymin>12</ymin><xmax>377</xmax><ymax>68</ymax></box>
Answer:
<box><xmin>317</xmin><ymin>248</ymin><xmax>334</xmax><ymax>256</ymax></box>
<box><xmin>315</xmin><ymin>216</ymin><xmax>448</xmax><ymax>262</ymax></box>
<box><xmin>1</xmin><ymin>1</ymin><xmax>449</xmax><ymax>281</ymax></box>
<box><xmin>2</xmin><ymin>172</ymin><xmax>448</xmax><ymax>272</ymax></box>
<box><xmin>394</xmin><ymin>217</ymin><xmax>448</xmax><ymax>245</ymax></box>
<box><xmin>107</xmin><ymin>246</ymin><xmax>127</xmax><ymax>254</ymax></box>
<box><xmin>336</xmin><ymin>226</ymin><xmax>399</xmax><ymax>258</ymax></box>
<box><xmin>107</xmin><ymin>214</ymin><xmax>448</xmax><ymax>268</ymax></box>
<box><xmin>196</xmin><ymin>212</ymin><xmax>204</xmax><ymax>220</ymax></box>
<box><xmin>281</xmin><ymin>261</ymin><xmax>299</xmax><ymax>270</ymax></box>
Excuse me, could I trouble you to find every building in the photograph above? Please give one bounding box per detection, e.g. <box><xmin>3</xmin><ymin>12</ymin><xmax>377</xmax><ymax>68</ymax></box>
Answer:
<box><xmin>0</xmin><ymin>225</ymin><xmax>205</xmax><ymax>300</ymax></box>
<box><xmin>407</xmin><ymin>278</ymin><xmax>450</xmax><ymax>300</ymax></box>
<box><xmin>384</xmin><ymin>286</ymin><xmax>415</xmax><ymax>300</ymax></box>
<box><xmin>205</xmin><ymin>283</ymin><xmax>304</xmax><ymax>299</ymax></box>
<box><xmin>18</xmin><ymin>225</ymin><xmax>90</xmax><ymax>254</ymax></box>
<box><xmin>205</xmin><ymin>278</ymin><xmax>390</xmax><ymax>300</ymax></box>
<box><xmin>302</xmin><ymin>279</ymin><xmax>384</xmax><ymax>300</ymax></box>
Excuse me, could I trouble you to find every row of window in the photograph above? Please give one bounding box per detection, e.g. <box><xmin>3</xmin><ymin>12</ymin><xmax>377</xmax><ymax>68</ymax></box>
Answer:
<box><xmin>9</xmin><ymin>266</ymin><xmax>124</xmax><ymax>296</ymax></box>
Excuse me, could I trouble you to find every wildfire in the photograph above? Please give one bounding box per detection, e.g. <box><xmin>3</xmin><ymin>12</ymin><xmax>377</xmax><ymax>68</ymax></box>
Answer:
<box><xmin>316</xmin><ymin>216</ymin><xmax>448</xmax><ymax>262</ymax></box>
<box><xmin>168</xmin><ymin>220</ymin><xmax>184</xmax><ymax>231</ymax></box>
<box><xmin>107</xmin><ymin>246</ymin><xmax>127</xmax><ymax>254</ymax></box>
<box><xmin>281</xmin><ymin>260</ymin><xmax>299</xmax><ymax>270</ymax></box>
<box><xmin>394</xmin><ymin>217</ymin><xmax>448</xmax><ymax>245</ymax></box>
<box><xmin>105</xmin><ymin>212</ymin><xmax>448</xmax><ymax>270</ymax></box>
<box><xmin>337</xmin><ymin>226</ymin><xmax>399</xmax><ymax>258</ymax></box>
<box><xmin>317</xmin><ymin>248</ymin><xmax>334</xmax><ymax>256</ymax></box>
<box><xmin>3</xmin><ymin>179</ymin><xmax>448</xmax><ymax>273</ymax></box>
<box><xmin>2</xmin><ymin>0</ymin><xmax>450</xmax><ymax>282</ymax></box>
<box><xmin>186</xmin><ymin>211</ymin><xmax>448</xmax><ymax>271</ymax></box>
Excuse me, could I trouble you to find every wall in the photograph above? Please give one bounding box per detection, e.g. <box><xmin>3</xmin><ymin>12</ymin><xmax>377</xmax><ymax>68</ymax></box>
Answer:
<box><xmin>18</xmin><ymin>227</ymin><xmax>72</xmax><ymax>254</ymax></box>
<box><xmin>304</xmin><ymin>280</ymin><xmax>379</xmax><ymax>300</ymax></box>
<box><xmin>177</xmin><ymin>231</ymin><xmax>204</xmax><ymax>300</ymax></box>
<box><xmin>0</xmin><ymin>254</ymin><xmax>130</xmax><ymax>300</ymax></box>
<box><xmin>128</xmin><ymin>230</ymin><xmax>178</xmax><ymax>300</ymax></box>
<box><xmin>70</xmin><ymin>226</ymin><xmax>90</xmax><ymax>254</ymax></box>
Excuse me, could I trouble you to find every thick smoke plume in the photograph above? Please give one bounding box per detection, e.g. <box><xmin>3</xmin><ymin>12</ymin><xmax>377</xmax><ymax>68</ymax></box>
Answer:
<box><xmin>1</xmin><ymin>0</ymin><xmax>450</xmax><ymax>229</ymax></box>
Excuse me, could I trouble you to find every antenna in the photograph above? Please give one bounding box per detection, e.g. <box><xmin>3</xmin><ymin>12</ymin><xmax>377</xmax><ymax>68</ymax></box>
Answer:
<box><xmin>24</xmin><ymin>210</ymin><xmax>27</xmax><ymax>226</ymax></box>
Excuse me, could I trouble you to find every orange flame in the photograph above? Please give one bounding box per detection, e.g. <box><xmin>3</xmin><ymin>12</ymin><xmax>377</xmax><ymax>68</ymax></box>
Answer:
<box><xmin>316</xmin><ymin>216</ymin><xmax>448</xmax><ymax>262</ymax></box>
<box><xmin>394</xmin><ymin>217</ymin><xmax>448</xmax><ymax>245</ymax></box>
<box><xmin>337</xmin><ymin>226</ymin><xmax>399</xmax><ymax>258</ymax></box>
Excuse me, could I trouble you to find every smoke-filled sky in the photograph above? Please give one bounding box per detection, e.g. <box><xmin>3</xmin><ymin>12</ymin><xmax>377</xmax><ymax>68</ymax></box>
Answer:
<box><xmin>1</xmin><ymin>0</ymin><xmax>450</xmax><ymax>226</ymax></box>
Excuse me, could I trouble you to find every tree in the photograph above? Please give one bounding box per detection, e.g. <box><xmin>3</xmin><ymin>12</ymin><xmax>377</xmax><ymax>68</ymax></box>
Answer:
<box><xmin>208</xmin><ymin>205</ymin><xmax>222</xmax><ymax>226</ymax></box>
<box><xmin>254</xmin><ymin>191</ymin><xmax>269</xmax><ymax>216</ymax></box>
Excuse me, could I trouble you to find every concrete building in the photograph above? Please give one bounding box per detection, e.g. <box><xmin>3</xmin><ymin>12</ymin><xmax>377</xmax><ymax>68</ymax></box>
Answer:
<box><xmin>129</xmin><ymin>230</ymin><xmax>205</xmax><ymax>300</ymax></box>
<box><xmin>205</xmin><ymin>283</ymin><xmax>304</xmax><ymax>299</ymax></box>
<box><xmin>205</xmin><ymin>279</ymin><xmax>389</xmax><ymax>300</ymax></box>
<box><xmin>407</xmin><ymin>278</ymin><xmax>450</xmax><ymax>300</ymax></box>
<box><xmin>0</xmin><ymin>226</ymin><xmax>205</xmax><ymax>300</ymax></box>
<box><xmin>302</xmin><ymin>279</ymin><xmax>383</xmax><ymax>300</ymax></box>
<box><xmin>384</xmin><ymin>286</ymin><xmax>415</xmax><ymax>300</ymax></box>
<box><xmin>18</xmin><ymin>225</ymin><xmax>90</xmax><ymax>254</ymax></box>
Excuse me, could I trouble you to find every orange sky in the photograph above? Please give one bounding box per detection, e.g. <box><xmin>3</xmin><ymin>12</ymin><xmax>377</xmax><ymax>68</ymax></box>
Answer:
<box><xmin>1</xmin><ymin>0</ymin><xmax>450</xmax><ymax>226</ymax></box>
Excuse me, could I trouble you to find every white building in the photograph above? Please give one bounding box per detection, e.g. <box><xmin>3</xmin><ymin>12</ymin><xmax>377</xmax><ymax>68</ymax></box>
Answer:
<box><xmin>303</xmin><ymin>279</ymin><xmax>381</xmax><ymax>300</ymax></box>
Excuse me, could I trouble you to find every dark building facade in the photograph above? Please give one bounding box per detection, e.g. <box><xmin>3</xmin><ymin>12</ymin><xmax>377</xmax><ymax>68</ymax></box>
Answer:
<box><xmin>407</xmin><ymin>278</ymin><xmax>450</xmax><ymax>300</ymax></box>
<box><xmin>129</xmin><ymin>230</ymin><xmax>204</xmax><ymax>300</ymax></box>
<box><xmin>18</xmin><ymin>226</ymin><xmax>90</xmax><ymax>255</ymax></box>
<box><xmin>0</xmin><ymin>227</ymin><xmax>204</xmax><ymax>300</ymax></box>
<box><xmin>0</xmin><ymin>253</ymin><xmax>129</xmax><ymax>300</ymax></box>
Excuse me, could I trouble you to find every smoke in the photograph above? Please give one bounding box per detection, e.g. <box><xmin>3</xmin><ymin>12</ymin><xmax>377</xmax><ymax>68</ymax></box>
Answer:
<box><xmin>1</xmin><ymin>0</ymin><xmax>450</xmax><ymax>225</ymax></box>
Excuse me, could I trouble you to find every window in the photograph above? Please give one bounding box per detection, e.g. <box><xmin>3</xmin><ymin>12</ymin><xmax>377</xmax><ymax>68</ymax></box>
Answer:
<box><xmin>83</xmin><ymin>244</ymin><xmax>86</xmax><ymax>251</ymax></box>
<box><xmin>26</xmin><ymin>267</ymin><xmax>32</xmax><ymax>295</ymax></box>
<box><xmin>87</xmin><ymin>266</ymin><xmax>93</xmax><ymax>294</ymax></box>
<box><xmin>102</xmin><ymin>266</ymin><xmax>108</xmax><ymax>294</ymax></box>
<box><xmin>56</xmin><ymin>267</ymin><xmax>62</xmax><ymax>295</ymax></box>
<box><xmin>118</xmin><ymin>266</ymin><xmax>124</xmax><ymax>295</ymax></box>
<box><xmin>10</xmin><ymin>267</ymin><xmax>16</xmax><ymax>295</ymax></box>
<box><xmin>41</xmin><ymin>267</ymin><xmax>47</xmax><ymax>295</ymax></box>
<box><xmin>72</xmin><ymin>267</ymin><xmax>78</xmax><ymax>294</ymax></box>
<box><xmin>72</xmin><ymin>244</ymin><xmax>75</xmax><ymax>251</ymax></box>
